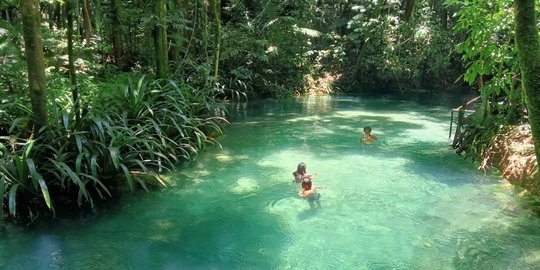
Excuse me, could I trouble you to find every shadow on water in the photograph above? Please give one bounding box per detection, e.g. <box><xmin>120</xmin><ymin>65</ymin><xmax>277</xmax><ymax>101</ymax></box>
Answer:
<box><xmin>449</xmin><ymin>203</ymin><xmax>540</xmax><ymax>270</ymax></box>
<box><xmin>0</xmin><ymin>181</ymin><xmax>295</xmax><ymax>269</ymax></box>
<box><xmin>387</xmin><ymin>140</ymin><xmax>486</xmax><ymax>187</ymax></box>
<box><xmin>297</xmin><ymin>207</ymin><xmax>322</xmax><ymax>221</ymax></box>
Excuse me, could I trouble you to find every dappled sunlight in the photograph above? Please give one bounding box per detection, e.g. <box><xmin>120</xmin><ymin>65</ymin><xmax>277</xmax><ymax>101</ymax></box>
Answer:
<box><xmin>230</xmin><ymin>177</ymin><xmax>260</xmax><ymax>194</ymax></box>
<box><xmin>524</xmin><ymin>250</ymin><xmax>540</xmax><ymax>265</ymax></box>
<box><xmin>213</xmin><ymin>152</ymin><xmax>250</xmax><ymax>163</ymax></box>
<box><xmin>426</xmin><ymin>185</ymin><xmax>512</xmax><ymax>232</ymax></box>
<box><xmin>285</xmin><ymin>114</ymin><xmax>322</xmax><ymax>123</ymax></box>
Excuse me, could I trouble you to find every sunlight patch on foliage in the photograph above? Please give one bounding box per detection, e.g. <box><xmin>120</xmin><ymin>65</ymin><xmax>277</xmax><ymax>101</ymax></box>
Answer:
<box><xmin>295</xmin><ymin>26</ymin><xmax>321</xmax><ymax>37</ymax></box>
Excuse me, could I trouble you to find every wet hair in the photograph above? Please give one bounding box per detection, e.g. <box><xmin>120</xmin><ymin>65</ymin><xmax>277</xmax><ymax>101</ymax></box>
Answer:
<box><xmin>301</xmin><ymin>178</ymin><xmax>312</xmax><ymax>189</ymax></box>
<box><xmin>295</xmin><ymin>162</ymin><xmax>307</xmax><ymax>175</ymax></box>
<box><xmin>364</xmin><ymin>126</ymin><xmax>372</xmax><ymax>132</ymax></box>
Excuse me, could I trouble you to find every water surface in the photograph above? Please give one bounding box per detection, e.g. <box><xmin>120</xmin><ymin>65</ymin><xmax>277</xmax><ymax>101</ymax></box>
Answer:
<box><xmin>2</xmin><ymin>95</ymin><xmax>540</xmax><ymax>270</ymax></box>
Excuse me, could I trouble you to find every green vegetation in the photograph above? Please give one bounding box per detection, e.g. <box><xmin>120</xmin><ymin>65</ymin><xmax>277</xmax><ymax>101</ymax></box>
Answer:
<box><xmin>1</xmin><ymin>0</ymin><xmax>539</xmax><ymax>223</ymax></box>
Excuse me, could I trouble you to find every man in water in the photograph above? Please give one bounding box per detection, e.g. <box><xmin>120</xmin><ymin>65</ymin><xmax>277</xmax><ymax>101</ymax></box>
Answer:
<box><xmin>361</xmin><ymin>126</ymin><xmax>377</xmax><ymax>145</ymax></box>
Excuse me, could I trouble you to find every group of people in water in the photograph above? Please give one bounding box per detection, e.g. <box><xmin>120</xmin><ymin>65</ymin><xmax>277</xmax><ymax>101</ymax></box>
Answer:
<box><xmin>293</xmin><ymin>126</ymin><xmax>378</xmax><ymax>208</ymax></box>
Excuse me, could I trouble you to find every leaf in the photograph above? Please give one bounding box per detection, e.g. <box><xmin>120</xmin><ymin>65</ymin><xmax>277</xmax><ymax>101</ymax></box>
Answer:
<box><xmin>120</xmin><ymin>164</ymin><xmax>134</xmax><ymax>190</ymax></box>
<box><xmin>52</xmin><ymin>160</ymin><xmax>89</xmax><ymax>205</ymax></box>
<box><xmin>37</xmin><ymin>177</ymin><xmax>52</xmax><ymax>210</ymax></box>
<box><xmin>297</xmin><ymin>27</ymin><xmax>321</xmax><ymax>37</ymax></box>
<box><xmin>22</xmin><ymin>139</ymin><xmax>35</xmax><ymax>159</ymax></box>
<box><xmin>90</xmin><ymin>155</ymin><xmax>99</xmax><ymax>177</ymax></box>
<box><xmin>75</xmin><ymin>153</ymin><xmax>83</xmax><ymax>175</ymax></box>
<box><xmin>26</xmin><ymin>158</ymin><xmax>39</xmax><ymax>189</ymax></box>
<box><xmin>62</xmin><ymin>110</ymin><xmax>69</xmax><ymax>129</ymax></box>
<box><xmin>8</xmin><ymin>183</ymin><xmax>18</xmax><ymax>217</ymax></box>
<box><xmin>109</xmin><ymin>147</ymin><xmax>121</xmax><ymax>169</ymax></box>
<box><xmin>0</xmin><ymin>176</ymin><xmax>4</xmax><ymax>220</ymax></box>
<box><xmin>75</xmin><ymin>134</ymin><xmax>83</xmax><ymax>153</ymax></box>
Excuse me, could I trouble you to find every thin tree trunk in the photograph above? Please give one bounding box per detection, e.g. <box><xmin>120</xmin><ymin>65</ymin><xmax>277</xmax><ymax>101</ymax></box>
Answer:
<box><xmin>515</xmin><ymin>0</ymin><xmax>540</xmax><ymax>181</ymax></box>
<box><xmin>154</xmin><ymin>0</ymin><xmax>168</xmax><ymax>78</ymax></box>
<box><xmin>169</xmin><ymin>0</ymin><xmax>189</xmax><ymax>63</ymax></box>
<box><xmin>210</xmin><ymin>0</ymin><xmax>221</xmax><ymax>83</ymax></box>
<box><xmin>54</xmin><ymin>2</ymin><xmax>62</xmax><ymax>28</ymax></box>
<box><xmin>204</xmin><ymin>0</ymin><xmax>209</xmax><ymax>60</ymax></box>
<box><xmin>47</xmin><ymin>3</ymin><xmax>55</xmax><ymax>29</ymax></box>
<box><xmin>19</xmin><ymin>0</ymin><xmax>49</xmax><ymax>130</ymax></box>
<box><xmin>66</xmin><ymin>0</ymin><xmax>80</xmax><ymax>122</ymax></box>
<box><xmin>111</xmin><ymin>0</ymin><xmax>125</xmax><ymax>70</ymax></box>
<box><xmin>95</xmin><ymin>0</ymin><xmax>103</xmax><ymax>33</ymax></box>
<box><xmin>180</xmin><ymin>0</ymin><xmax>191</xmax><ymax>41</ymax></box>
<box><xmin>82</xmin><ymin>0</ymin><xmax>92</xmax><ymax>44</ymax></box>
<box><xmin>404</xmin><ymin>0</ymin><xmax>416</xmax><ymax>22</ymax></box>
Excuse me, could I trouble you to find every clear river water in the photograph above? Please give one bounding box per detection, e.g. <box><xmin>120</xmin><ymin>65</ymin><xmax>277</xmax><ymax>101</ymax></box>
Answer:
<box><xmin>1</xmin><ymin>95</ymin><xmax>540</xmax><ymax>270</ymax></box>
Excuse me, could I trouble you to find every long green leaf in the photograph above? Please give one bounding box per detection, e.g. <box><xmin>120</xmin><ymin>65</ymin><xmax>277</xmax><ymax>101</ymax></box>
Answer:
<box><xmin>75</xmin><ymin>134</ymin><xmax>83</xmax><ymax>153</ymax></box>
<box><xmin>8</xmin><ymin>184</ymin><xmax>19</xmax><ymax>217</ymax></box>
<box><xmin>90</xmin><ymin>155</ymin><xmax>99</xmax><ymax>177</ymax></box>
<box><xmin>62</xmin><ymin>110</ymin><xmax>69</xmax><ymax>129</ymax></box>
<box><xmin>75</xmin><ymin>153</ymin><xmax>83</xmax><ymax>175</ymax></box>
<box><xmin>22</xmin><ymin>140</ymin><xmax>35</xmax><ymax>159</ymax></box>
<box><xmin>109</xmin><ymin>147</ymin><xmax>121</xmax><ymax>169</ymax></box>
<box><xmin>0</xmin><ymin>175</ymin><xmax>4</xmax><ymax>221</ymax></box>
<box><xmin>80</xmin><ymin>173</ymin><xmax>111</xmax><ymax>198</ymax></box>
<box><xmin>37</xmin><ymin>177</ymin><xmax>52</xmax><ymax>210</ymax></box>
<box><xmin>52</xmin><ymin>160</ymin><xmax>90</xmax><ymax>205</ymax></box>
<box><xmin>26</xmin><ymin>158</ymin><xmax>39</xmax><ymax>189</ymax></box>
<box><xmin>120</xmin><ymin>164</ymin><xmax>134</xmax><ymax>190</ymax></box>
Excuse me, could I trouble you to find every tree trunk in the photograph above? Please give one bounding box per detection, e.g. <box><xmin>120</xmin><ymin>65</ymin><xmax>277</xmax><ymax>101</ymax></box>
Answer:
<box><xmin>82</xmin><ymin>0</ymin><xmax>92</xmax><ymax>44</ymax></box>
<box><xmin>154</xmin><ymin>0</ymin><xmax>168</xmax><ymax>78</ymax></box>
<box><xmin>170</xmin><ymin>0</ymin><xmax>191</xmax><ymax>63</ymax></box>
<box><xmin>54</xmin><ymin>2</ymin><xmax>63</xmax><ymax>28</ymax></box>
<box><xmin>111</xmin><ymin>0</ymin><xmax>125</xmax><ymax>70</ymax></box>
<box><xmin>47</xmin><ymin>3</ymin><xmax>55</xmax><ymax>29</ymax></box>
<box><xmin>210</xmin><ymin>0</ymin><xmax>221</xmax><ymax>83</ymax></box>
<box><xmin>19</xmin><ymin>0</ymin><xmax>49</xmax><ymax>130</ymax></box>
<box><xmin>66</xmin><ymin>0</ymin><xmax>80</xmax><ymax>122</ymax></box>
<box><xmin>515</xmin><ymin>0</ymin><xmax>540</xmax><ymax>181</ymax></box>
<box><xmin>404</xmin><ymin>0</ymin><xmax>416</xmax><ymax>22</ymax></box>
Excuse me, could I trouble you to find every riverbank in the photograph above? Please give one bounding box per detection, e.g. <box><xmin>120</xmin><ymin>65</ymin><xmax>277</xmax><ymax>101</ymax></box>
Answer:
<box><xmin>480</xmin><ymin>124</ymin><xmax>538</xmax><ymax>195</ymax></box>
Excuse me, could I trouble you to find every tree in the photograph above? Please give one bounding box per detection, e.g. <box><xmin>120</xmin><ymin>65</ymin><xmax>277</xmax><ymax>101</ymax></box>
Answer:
<box><xmin>110</xmin><ymin>0</ymin><xmax>125</xmax><ymax>70</ymax></box>
<box><xmin>210</xmin><ymin>0</ymin><xmax>222</xmax><ymax>83</ymax></box>
<box><xmin>66</xmin><ymin>0</ymin><xmax>80</xmax><ymax>122</ymax></box>
<box><xmin>19</xmin><ymin>0</ymin><xmax>48</xmax><ymax>130</ymax></box>
<box><xmin>514</xmin><ymin>0</ymin><xmax>540</xmax><ymax>176</ymax></box>
<box><xmin>169</xmin><ymin>0</ymin><xmax>191</xmax><ymax>63</ymax></box>
<box><xmin>154</xmin><ymin>0</ymin><xmax>168</xmax><ymax>78</ymax></box>
<box><xmin>81</xmin><ymin>0</ymin><xmax>92</xmax><ymax>44</ymax></box>
<box><xmin>404</xmin><ymin>0</ymin><xmax>416</xmax><ymax>22</ymax></box>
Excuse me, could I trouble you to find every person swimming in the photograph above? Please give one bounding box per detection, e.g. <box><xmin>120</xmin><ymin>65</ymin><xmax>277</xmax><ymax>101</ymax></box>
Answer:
<box><xmin>293</xmin><ymin>162</ymin><xmax>318</xmax><ymax>183</ymax></box>
<box><xmin>361</xmin><ymin>126</ymin><xmax>377</xmax><ymax>145</ymax></box>
<box><xmin>298</xmin><ymin>178</ymin><xmax>324</xmax><ymax>209</ymax></box>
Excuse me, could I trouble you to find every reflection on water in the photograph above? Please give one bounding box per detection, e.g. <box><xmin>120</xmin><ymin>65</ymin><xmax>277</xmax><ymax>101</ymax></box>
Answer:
<box><xmin>1</xmin><ymin>95</ymin><xmax>540</xmax><ymax>270</ymax></box>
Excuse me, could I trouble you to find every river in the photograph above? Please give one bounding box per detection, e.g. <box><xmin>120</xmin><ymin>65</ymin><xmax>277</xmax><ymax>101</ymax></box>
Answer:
<box><xmin>1</xmin><ymin>95</ymin><xmax>540</xmax><ymax>269</ymax></box>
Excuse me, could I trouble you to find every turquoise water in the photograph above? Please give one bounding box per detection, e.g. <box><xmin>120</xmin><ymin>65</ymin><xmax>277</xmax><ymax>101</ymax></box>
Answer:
<box><xmin>2</xmin><ymin>95</ymin><xmax>540</xmax><ymax>269</ymax></box>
